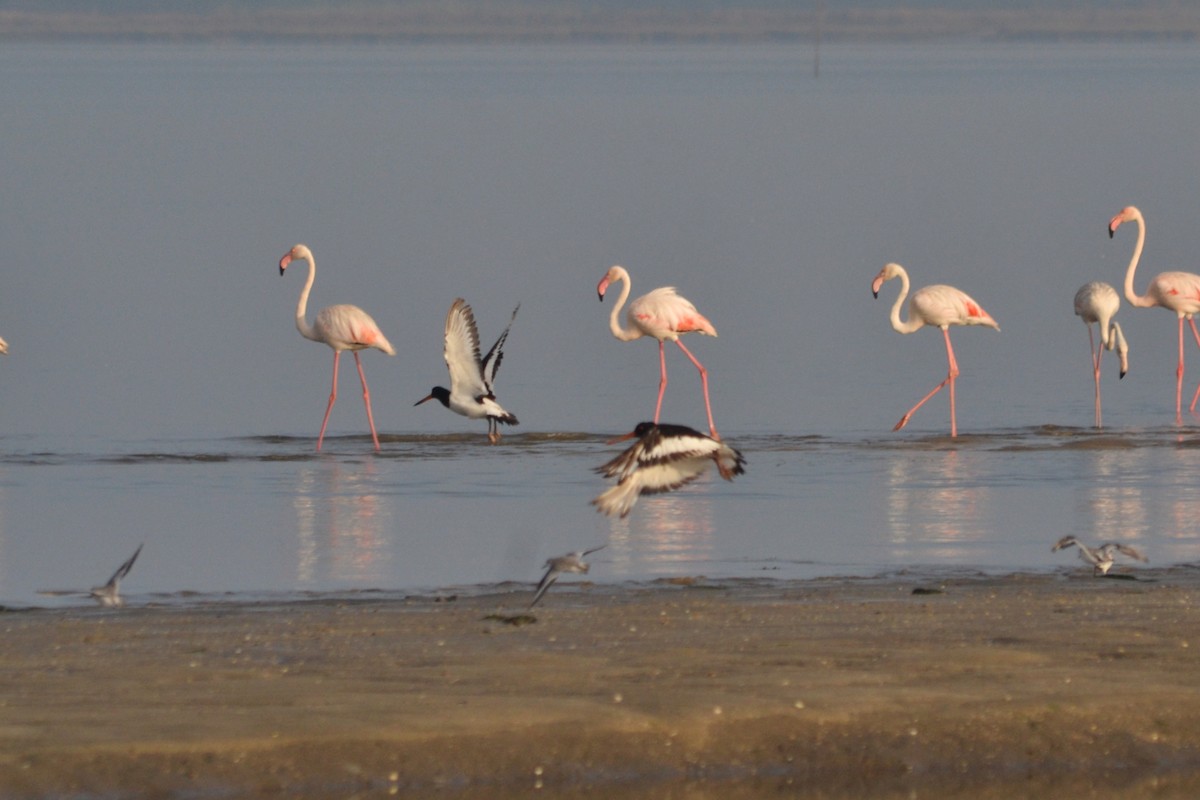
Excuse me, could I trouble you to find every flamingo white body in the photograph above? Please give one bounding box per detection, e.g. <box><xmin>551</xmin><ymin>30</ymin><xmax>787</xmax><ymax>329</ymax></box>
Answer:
<box><xmin>415</xmin><ymin>298</ymin><xmax>518</xmax><ymax>444</ymax></box>
<box><xmin>871</xmin><ymin>262</ymin><xmax>1000</xmax><ymax>437</ymax></box>
<box><xmin>279</xmin><ymin>244</ymin><xmax>395</xmax><ymax>452</ymax></box>
<box><xmin>529</xmin><ymin>545</ymin><xmax>606</xmax><ymax>609</ymax></box>
<box><xmin>1109</xmin><ymin>205</ymin><xmax>1200</xmax><ymax>423</ymax></box>
<box><xmin>1052</xmin><ymin>535</ymin><xmax>1147</xmax><ymax>577</ymax></box>
<box><xmin>1074</xmin><ymin>282</ymin><xmax>1129</xmax><ymax>428</ymax></box>
<box><xmin>0</xmin><ymin>337</ymin><xmax>7</xmax><ymax>355</ymax></box>
<box><xmin>39</xmin><ymin>543</ymin><xmax>143</xmax><ymax>607</ymax></box>
<box><xmin>597</xmin><ymin>265</ymin><xmax>720</xmax><ymax>439</ymax></box>
<box><xmin>592</xmin><ymin>421</ymin><xmax>745</xmax><ymax>518</ymax></box>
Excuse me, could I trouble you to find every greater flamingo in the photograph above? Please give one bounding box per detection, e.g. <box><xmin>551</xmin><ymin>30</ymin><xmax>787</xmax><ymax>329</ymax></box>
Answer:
<box><xmin>529</xmin><ymin>545</ymin><xmax>607</xmax><ymax>608</ymax></box>
<box><xmin>1109</xmin><ymin>205</ymin><xmax>1200</xmax><ymax>423</ymax></box>
<box><xmin>871</xmin><ymin>262</ymin><xmax>1000</xmax><ymax>437</ymax></box>
<box><xmin>278</xmin><ymin>244</ymin><xmax>396</xmax><ymax>452</ymax></box>
<box><xmin>415</xmin><ymin>298</ymin><xmax>519</xmax><ymax>444</ymax></box>
<box><xmin>597</xmin><ymin>265</ymin><xmax>720</xmax><ymax>439</ymax></box>
<box><xmin>1073</xmin><ymin>282</ymin><xmax>1129</xmax><ymax>428</ymax></box>
<box><xmin>592</xmin><ymin>421</ymin><xmax>745</xmax><ymax>518</ymax></box>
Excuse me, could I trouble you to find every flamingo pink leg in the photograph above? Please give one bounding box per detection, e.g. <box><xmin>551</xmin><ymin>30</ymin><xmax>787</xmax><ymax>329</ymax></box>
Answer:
<box><xmin>1187</xmin><ymin>318</ymin><xmax>1200</xmax><ymax>417</ymax></box>
<box><xmin>653</xmin><ymin>341</ymin><xmax>669</xmax><ymax>425</ymax></box>
<box><xmin>675</xmin><ymin>339</ymin><xmax>719</xmax><ymax>440</ymax></box>
<box><xmin>1175</xmin><ymin>318</ymin><xmax>1188</xmax><ymax>425</ymax></box>
<box><xmin>1087</xmin><ymin>324</ymin><xmax>1103</xmax><ymax>428</ymax></box>
<box><xmin>353</xmin><ymin>352</ymin><xmax>382</xmax><ymax>451</ymax></box>
<box><xmin>316</xmin><ymin>352</ymin><xmax>341</xmax><ymax>452</ymax></box>
<box><xmin>316</xmin><ymin>352</ymin><xmax>382</xmax><ymax>452</ymax></box>
<box><xmin>895</xmin><ymin>328</ymin><xmax>960</xmax><ymax>437</ymax></box>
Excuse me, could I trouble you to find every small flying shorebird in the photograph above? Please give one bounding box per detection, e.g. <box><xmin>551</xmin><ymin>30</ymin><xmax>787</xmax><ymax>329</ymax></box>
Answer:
<box><xmin>592</xmin><ymin>422</ymin><xmax>746</xmax><ymax>519</ymax></box>
<box><xmin>1052</xmin><ymin>536</ymin><xmax>1147</xmax><ymax>576</ymax></box>
<box><xmin>530</xmin><ymin>545</ymin><xmax>606</xmax><ymax>609</ymax></box>
<box><xmin>416</xmin><ymin>298</ymin><xmax>519</xmax><ymax>444</ymax></box>
<box><xmin>39</xmin><ymin>543</ymin><xmax>143</xmax><ymax>607</ymax></box>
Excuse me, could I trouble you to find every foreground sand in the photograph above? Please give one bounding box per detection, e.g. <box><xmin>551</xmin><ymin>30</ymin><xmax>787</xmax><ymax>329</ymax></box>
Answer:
<box><xmin>3</xmin><ymin>569</ymin><xmax>1200</xmax><ymax>798</ymax></box>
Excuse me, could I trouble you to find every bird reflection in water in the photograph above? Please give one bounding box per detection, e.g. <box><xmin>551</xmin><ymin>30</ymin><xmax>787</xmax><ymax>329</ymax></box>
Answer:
<box><xmin>884</xmin><ymin>449</ymin><xmax>989</xmax><ymax>561</ymax></box>
<box><xmin>293</xmin><ymin>460</ymin><xmax>393</xmax><ymax>585</ymax></box>
<box><xmin>602</xmin><ymin>492</ymin><xmax>718</xmax><ymax>580</ymax></box>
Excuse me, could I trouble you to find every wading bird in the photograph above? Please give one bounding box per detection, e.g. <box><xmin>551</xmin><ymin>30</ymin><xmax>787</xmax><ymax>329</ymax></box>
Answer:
<box><xmin>597</xmin><ymin>265</ymin><xmax>720</xmax><ymax>439</ymax></box>
<box><xmin>871</xmin><ymin>262</ymin><xmax>1000</xmax><ymax>437</ymax></box>
<box><xmin>39</xmin><ymin>543</ymin><xmax>143</xmax><ymax>607</ymax></box>
<box><xmin>415</xmin><ymin>298</ymin><xmax>519</xmax><ymax>444</ymax></box>
<box><xmin>279</xmin><ymin>244</ymin><xmax>395</xmax><ymax>452</ymax></box>
<box><xmin>1109</xmin><ymin>205</ymin><xmax>1200</xmax><ymax>423</ymax></box>
<box><xmin>529</xmin><ymin>545</ymin><xmax>606</xmax><ymax>609</ymax></box>
<box><xmin>1052</xmin><ymin>535</ymin><xmax>1147</xmax><ymax>577</ymax></box>
<box><xmin>1074</xmin><ymin>282</ymin><xmax>1129</xmax><ymax>428</ymax></box>
<box><xmin>592</xmin><ymin>422</ymin><xmax>745</xmax><ymax>518</ymax></box>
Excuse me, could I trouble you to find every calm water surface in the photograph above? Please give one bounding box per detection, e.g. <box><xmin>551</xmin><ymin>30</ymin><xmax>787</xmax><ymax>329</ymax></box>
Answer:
<box><xmin>3</xmin><ymin>42</ymin><xmax>1200</xmax><ymax>605</ymax></box>
<box><xmin>2</xmin><ymin>427</ymin><xmax>1198</xmax><ymax>607</ymax></box>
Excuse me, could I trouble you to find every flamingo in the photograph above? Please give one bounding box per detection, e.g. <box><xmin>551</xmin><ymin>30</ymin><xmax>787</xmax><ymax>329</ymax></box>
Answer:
<box><xmin>592</xmin><ymin>421</ymin><xmax>745</xmax><ymax>518</ymax></box>
<box><xmin>278</xmin><ymin>244</ymin><xmax>396</xmax><ymax>452</ymax></box>
<box><xmin>415</xmin><ymin>298</ymin><xmax>519</xmax><ymax>444</ymax></box>
<box><xmin>529</xmin><ymin>545</ymin><xmax>606</xmax><ymax>608</ymax></box>
<box><xmin>1109</xmin><ymin>205</ymin><xmax>1200</xmax><ymax>423</ymax></box>
<box><xmin>0</xmin><ymin>337</ymin><xmax>7</xmax><ymax>354</ymax></box>
<box><xmin>871</xmin><ymin>262</ymin><xmax>1000</xmax><ymax>437</ymax></box>
<box><xmin>1073</xmin><ymin>282</ymin><xmax>1129</xmax><ymax>429</ymax></box>
<box><xmin>1052</xmin><ymin>536</ymin><xmax>1147</xmax><ymax>577</ymax></box>
<box><xmin>597</xmin><ymin>265</ymin><xmax>720</xmax><ymax>439</ymax></box>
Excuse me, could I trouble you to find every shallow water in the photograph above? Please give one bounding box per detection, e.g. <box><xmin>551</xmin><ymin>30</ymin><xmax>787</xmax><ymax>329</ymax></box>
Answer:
<box><xmin>2</xmin><ymin>426</ymin><xmax>1197</xmax><ymax>607</ymax></box>
<box><xmin>4</xmin><ymin>40</ymin><xmax>1200</xmax><ymax>606</ymax></box>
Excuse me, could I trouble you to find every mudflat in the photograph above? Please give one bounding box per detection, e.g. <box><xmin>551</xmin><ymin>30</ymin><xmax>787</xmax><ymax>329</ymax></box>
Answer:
<box><xmin>2</xmin><ymin>569</ymin><xmax>1200</xmax><ymax>798</ymax></box>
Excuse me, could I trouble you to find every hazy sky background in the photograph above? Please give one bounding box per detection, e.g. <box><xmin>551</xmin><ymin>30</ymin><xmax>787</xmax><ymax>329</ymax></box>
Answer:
<box><xmin>2</xmin><ymin>41</ymin><xmax>1200</xmax><ymax>444</ymax></box>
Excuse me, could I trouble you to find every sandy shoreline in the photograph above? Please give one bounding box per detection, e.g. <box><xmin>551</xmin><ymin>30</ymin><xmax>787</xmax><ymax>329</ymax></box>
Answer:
<box><xmin>3</xmin><ymin>569</ymin><xmax>1200</xmax><ymax>798</ymax></box>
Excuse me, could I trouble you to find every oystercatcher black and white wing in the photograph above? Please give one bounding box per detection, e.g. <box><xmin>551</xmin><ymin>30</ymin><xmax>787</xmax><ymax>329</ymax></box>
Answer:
<box><xmin>529</xmin><ymin>545</ymin><xmax>607</xmax><ymax>608</ymax></box>
<box><xmin>415</xmin><ymin>298</ymin><xmax>519</xmax><ymax>443</ymax></box>
<box><xmin>592</xmin><ymin>422</ymin><xmax>745</xmax><ymax>518</ymax></box>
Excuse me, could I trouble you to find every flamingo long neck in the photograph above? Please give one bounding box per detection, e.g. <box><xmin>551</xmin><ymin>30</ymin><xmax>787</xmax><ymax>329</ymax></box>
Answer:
<box><xmin>608</xmin><ymin>270</ymin><xmax>643</xmax><ymax>342</ymax></box>
<box><xmin>1105</xmin><ymin>320</ymin><xmax>1127</xmax><ymax>353</ymax></box>
<box><xmin>888</xmin><ymin>268</ymin><xmax>924</xmax><ymax>334</ymax></box>
<box><xmin>294</xmin><ymin>252</ymin><xmax>320</xmax><ymax>342</ymax></box>
<box><xmin>1122</xmin><ymin>213</ymin><xmax>1154</xmax><ymax>308</ymax></box>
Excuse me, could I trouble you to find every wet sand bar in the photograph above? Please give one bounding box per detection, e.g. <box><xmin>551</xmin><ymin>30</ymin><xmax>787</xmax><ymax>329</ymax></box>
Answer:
<box><xmin>3</xmin><ymin>571</ymin><xmax>1200</xmax><ymax>798</ymax></box>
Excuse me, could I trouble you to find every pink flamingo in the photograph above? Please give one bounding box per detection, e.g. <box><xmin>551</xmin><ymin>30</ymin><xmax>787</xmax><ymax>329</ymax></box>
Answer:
<box><xmin>279</xmin><ymin>244</ymin><xmax>396</xmax><ymax>452</ymax></box>
<box><xmin>597</xmin><ymin>265</ymin><xmax>720</xmax><ymax>439</ymax></box>
<box><xmin>1073</xmin><ymin>282</ymin><xmax>1129</xmax><ymax>429</ymax></box>
<box><xmin>1109</xmin><ymin>205</ymin><xmax>1200</xmax><ymax>423</ymax></box>
<box><xmin>871</xmin><ymin>262</ymin><xmax>1000</xmax><ymax>437</ymax></box>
